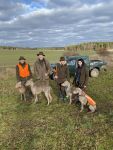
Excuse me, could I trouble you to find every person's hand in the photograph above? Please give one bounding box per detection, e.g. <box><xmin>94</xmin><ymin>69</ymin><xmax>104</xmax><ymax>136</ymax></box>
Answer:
<box><xmin>45</xmin><ymin>73</ymin><xmax>48</xmax><ymax>76</ymax></box>
<box><xmin>54</xmin><ymin>75</ymin><xmax>58</xmax><ymax>79</ymax></box>
<box><xmin>84</xmin><ymin>85</ymin><xmax>86</xmax><ymax>88</ymax></box>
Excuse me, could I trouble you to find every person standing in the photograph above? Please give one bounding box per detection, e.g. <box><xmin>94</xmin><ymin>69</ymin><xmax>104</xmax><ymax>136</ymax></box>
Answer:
<box><xmin>54</xmin><ymin>56</ymin><xmax>70</xmax><ymax>101</ymax></box>
<box><xmin>16</xmin><ymin>56</ymin><xmax>32</xmax><ymax>100</ymax></box>
<box><xmin>33</xmin><ymin>51</ymin><xmax>50</xmax><ymax>85</ymax></box>
<box><xmin>73</xmin><ymin>58</ymin><xmax>89</xmax><ymax>90</ymax></box>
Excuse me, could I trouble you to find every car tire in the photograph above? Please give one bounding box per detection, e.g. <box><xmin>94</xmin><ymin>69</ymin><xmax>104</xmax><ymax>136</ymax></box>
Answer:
<box><xmin>100</xmin><ymin>65</ymin><xmax>107</xmax><ymax>71</ymax></box>
<box><xmin>90</xmin><ymin>68</ymin><xmax>99</xmax><ymax>77</ymax></box>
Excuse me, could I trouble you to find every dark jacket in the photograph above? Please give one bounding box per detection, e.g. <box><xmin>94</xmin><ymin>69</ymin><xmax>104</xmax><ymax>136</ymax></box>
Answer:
<box><xmin>16</xmin><ymin>62</ymin><xmax>32</xmax><ymax>82</ymax></box>
<box><xmin>73</xmin><ymin>64</ymin><xmax>89</xmax><ymax>88</ymax></box>
<box><xmin>56</xmin><ymin>63</ymin><xmax>70</xmax><ymax>84</ymax></box>
<box><xmin>34</xmin><ymin>58</ymin><xmax>50</xmax><ymax>80</ymax></box>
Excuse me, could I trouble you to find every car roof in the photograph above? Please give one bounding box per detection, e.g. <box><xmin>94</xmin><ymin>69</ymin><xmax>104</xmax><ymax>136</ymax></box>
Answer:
<box><xmin>65</xmin><ymin>55</ymin><xmax>89</xmax><ymax>61</ymax></box>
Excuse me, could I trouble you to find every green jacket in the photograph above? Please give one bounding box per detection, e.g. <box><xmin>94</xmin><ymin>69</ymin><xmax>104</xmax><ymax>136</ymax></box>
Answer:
<box><xmin>34</xmin><ymin>58</ymin><xmax>50</xmax><ymax>81</ymax></box>
<box><xmin>56</xmin><ymin>63</ymin><xmax>70</xmax><ymax>84</ymax></box>
<box><xmin>73</xmin><ymin>64</ymin><xmax>89</xmax><ymax>87</ymax></box>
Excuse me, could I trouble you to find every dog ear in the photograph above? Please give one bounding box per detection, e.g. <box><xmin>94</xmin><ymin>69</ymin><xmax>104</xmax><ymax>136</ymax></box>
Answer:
<box><xmin>27</xmin><ymin>78</ymin><xmax>33</xmax><ymax>82</ymax></box>
<box><xmin>70</xmin><ymin>81</ymin><xmax>73</xmax><ymax>86</ymax></box>
<box><xmin>15</xmin><ymin>81</ymin><xmax>21</xmax><ymax>88</ymax></box>
<box><xmin>66</xmin><ymin>81</ymin><xmax>70</xmax><ymax>87</ymax></box>
<box><xmin>81</xmin><ymin>91</ymin><xmax>85</xmax><ymax>96</ymax></box>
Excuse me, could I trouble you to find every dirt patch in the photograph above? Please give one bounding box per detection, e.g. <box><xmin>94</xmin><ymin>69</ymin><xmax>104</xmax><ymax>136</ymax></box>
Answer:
<box><xmin>90</xmin><ymin>51</ymin><xmax>113</xmax><ymax>67</ymax></box>
<box><xmin>0</xmin><ymin>67</ymin><xmax>15</xmax><ymax>79</ymax></box>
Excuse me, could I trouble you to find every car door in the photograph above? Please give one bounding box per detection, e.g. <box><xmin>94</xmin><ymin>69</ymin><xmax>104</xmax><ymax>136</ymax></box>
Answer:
<box><xmin>67</xmin><ymin>59</ymin><xmax>77</xmax><ymax>76</ymax></box>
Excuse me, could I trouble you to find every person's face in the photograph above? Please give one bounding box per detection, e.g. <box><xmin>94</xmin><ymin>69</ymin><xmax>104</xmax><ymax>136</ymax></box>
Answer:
<box><xmin>78</xmin><ymin>61</ymin><xmax>83</xmax><ymax>67</ymax></box>
<box><xmin>19</xmin><ymin>59</ymin><xmax>25</xmax><ymax>64</ymax></box>
<box><xmin>38</xmin><ymin>55</ymin><xmax>44</xmax><ymax>60</ymax></box>
<box><xmin>60</xmin><ymin>60</ymin><xmax>66</xmax><ymax>65</ymax></box>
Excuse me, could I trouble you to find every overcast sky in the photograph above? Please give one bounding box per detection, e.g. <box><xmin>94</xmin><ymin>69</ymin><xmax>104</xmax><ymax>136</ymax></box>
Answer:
<box><xmin>0</xmin><ymin>0</ymin><xmax>113</xmax><ymax>47</ymax></box>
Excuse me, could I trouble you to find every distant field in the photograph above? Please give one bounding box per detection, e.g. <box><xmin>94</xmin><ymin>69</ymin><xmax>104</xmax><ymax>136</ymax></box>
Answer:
<box><xmin>0</xmin><ymin>49</ymin><xmax>96</xmax><ymax>66</ymax></box>
<box><xmin>0</xmin><ymin>50</ymin><xmax>64</xmax><ymax>66</ymax></box>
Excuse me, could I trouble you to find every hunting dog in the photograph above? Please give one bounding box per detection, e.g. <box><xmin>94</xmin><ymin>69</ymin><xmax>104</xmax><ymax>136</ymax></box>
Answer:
<box><xmin>25</xmin><ymin>79</ymin><xmax>52</xmax><ymax>105</ymax></box>
<box><xmin>15</xmin><ymin>81</ymin><xmax>26</xmax><ymax>101</ymax></box>
<box><xmin>62</xmin><ymin>81</ymin><xmax>96</xmax><ymax>112</ymax></box>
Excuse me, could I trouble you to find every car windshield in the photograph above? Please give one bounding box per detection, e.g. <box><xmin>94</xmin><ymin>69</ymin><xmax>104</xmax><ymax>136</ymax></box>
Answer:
<box><xmin>67</xmin><ymin>59</ymin><xmax>78</xmax><ymax>68</ymax></box>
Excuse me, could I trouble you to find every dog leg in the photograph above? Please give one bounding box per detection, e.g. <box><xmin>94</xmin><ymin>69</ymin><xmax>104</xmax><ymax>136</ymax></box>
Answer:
<box><xmin>21</xmin><ymin>94</ymin><xmax>23</xmax><ymax>101</ymax></box>
<box><xmin>24</xmin><ymin>94</ymin><xmax>26</xmax><ymax>102</ymax></box>
<box><xmin>89</xmin><ymin>105</ymin><xmax>96</xmax><ymax>113</ymax></box>
<box><xmin>34</xmin><ymin>94</ymin><xmax>38</xmax><ymax>103</ymax></box>
<box><xmin>48</xmin><ymin>88</ymin><xmax>52</xmax><ymax>103</ymax></box>
<box><xmin>45</xmin><ymin>92</ymin><xmax>50</xmax><ymax>105</ymax></box>
<box><xmin>69</xmin><ymin>94</ymin><xmax>72</xmax><ymax>104</ymax></box>
<box><xmin>80</xmin><ymin>103</ymin><xmax>84</xmax><ymax>112</ymax></box>
<box><xmin>49</xmin><ymin>93</ymin><xmax>52</xmax><ymax>103</ymax></box>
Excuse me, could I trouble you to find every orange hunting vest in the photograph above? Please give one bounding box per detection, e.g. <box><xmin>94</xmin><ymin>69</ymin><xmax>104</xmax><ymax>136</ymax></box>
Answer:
<box><xmin>85</xmin><ymin>94</ymin><xmax>96</xmax><ymax>106</ymax></box>
<box><xmin>17</xmin><ymin>63</ymin><xmax>30</xmax><ymax>78</ymax></box>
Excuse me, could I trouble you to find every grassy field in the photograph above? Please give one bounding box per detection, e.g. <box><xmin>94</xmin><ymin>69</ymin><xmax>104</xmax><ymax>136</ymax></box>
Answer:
<box><xmin>0</xmin><ymin>50</ymin><xmax>113</xmax><ymax>149</ymax></box>
<box><xmin>0</xmin><ymin>50</ymin><xmax>64</xmax><ymax>66</ymax></box>
<box><xmin>0</xmin><ymin>49</ymin><xmax>96</xmax><ymax>66</ymax></box>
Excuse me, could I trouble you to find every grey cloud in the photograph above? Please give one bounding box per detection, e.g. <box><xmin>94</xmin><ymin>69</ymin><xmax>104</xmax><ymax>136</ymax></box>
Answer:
<box><xmin>0</xmin><ymin>0</ymin><xmax>113</xmax><ymax>47</ymax></box>
<box><xmin>47</xmin><ymin>0</ymin><xmax>81</xmax><ymax>8</ymax></box>
<box><xmin>0</xmin><ymin>0</ymin><xmax>30</xmax><ymax>21</ymax></box>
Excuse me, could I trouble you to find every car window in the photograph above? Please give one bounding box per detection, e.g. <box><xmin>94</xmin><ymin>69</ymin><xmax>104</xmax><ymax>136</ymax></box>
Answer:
<box><xmin>68</xmin><ymin>60</ymin><xmax>77</xmax><ymax>66</ymax></box>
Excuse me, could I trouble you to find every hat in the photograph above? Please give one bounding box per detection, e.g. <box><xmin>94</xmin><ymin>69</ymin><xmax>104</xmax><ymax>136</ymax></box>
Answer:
<box><xmin>60</xmin><ymin>56</ymin><xmax>65</xmax><ymax>61</ymax></box>
<box><xmin>19</xmin><ymin>56</ymin><xmax>26</xmax><ymax>60</ymax></box>
<box><xmin>37</xmin><ymin>51</ymin><xmax>45</xmax><ymax>56</ymax></box>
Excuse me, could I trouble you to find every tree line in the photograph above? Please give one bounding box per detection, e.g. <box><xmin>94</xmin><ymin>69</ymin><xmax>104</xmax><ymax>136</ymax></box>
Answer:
<box><xmin>0</xmin><ymin>46</ymin><xmax>64</xmax><ymax>51</ymax></box>
<box><xmin>65</xmin><ymin>42</ymin><xmax>113</xmax><ymax>51</ymax></box>
<box><xmin>0</xmin><ymin>42</ymin><xmax>113</xmax><ymax>51</ymax></box>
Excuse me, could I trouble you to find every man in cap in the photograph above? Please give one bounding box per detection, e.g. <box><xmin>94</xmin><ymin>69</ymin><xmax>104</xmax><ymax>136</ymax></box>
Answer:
<box><xmin>54</xmin><ymin>56</ymin><xmax>70</xmax><ymax>101</ymax></box>
<box><xmin>33</xmin><ymin>51</ymin><xmax>50</xmax><ymax>84</ymax></box>
<box><xmin>16</xmin><ymin>56</ymin><xmax>32</xmax><ymax>100</ymax></box>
